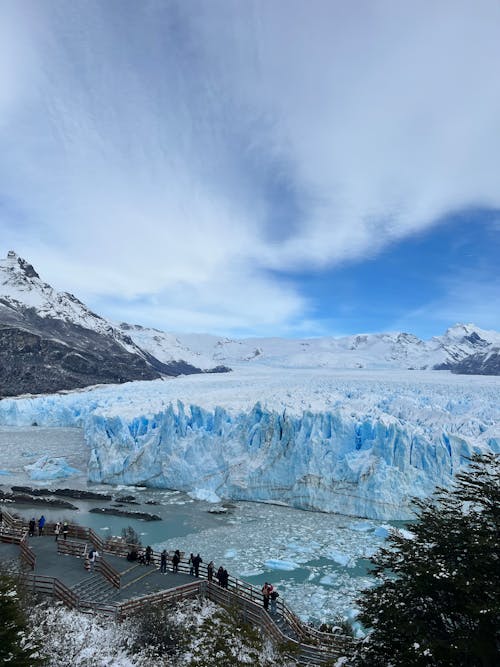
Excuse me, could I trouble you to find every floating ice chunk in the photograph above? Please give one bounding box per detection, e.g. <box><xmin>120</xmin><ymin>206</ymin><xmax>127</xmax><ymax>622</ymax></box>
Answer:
<box><xmin>188</xmin><ymin>488</ymin><xmax>221</xmax><ymax>503</ymax></box>
<box><xmin>287</xmin><ymin>542</ymin><xmax>315</xmax><ymax>554</ymax></box>
<box><xmin>24</xmin><ymin>455</ymin><xmax>79</xmax><ymax>480</ymax></box>
<box><xmin>319</xmin><ymin>575</ymin><xmax>337</xmax><ymax>586</ymax></box>
<box><xmin>327</xmin><ymin>550</ymin><xmax>353</xmax><ymax>567</ymax></box>
<box><xmin>373</xmin><ymin>524</ymin><xmax>392</xmax><ymax>538</ymax></box>
<box><xmin>0</xmin><ymin>469</ymin><xmax>10</xmax><ymax>475</ymax></box>
<box><xmin>349</xmin><ymin>522</ymin><xmax>374</xmax><ymax>532</ymax></box>
<box><xmin>224</xmin><ymin>549</ymin><xmax>238</xmax><ymax>559</ymax></box>
<box><xmin>264</xmin><ymin>559</ymin><xmax>300</xmax><ymax>571</ymax></box>
<box><xmin>240</xmin><ymin>569</ymin><xmax>265</xmax><ymax>577</ymax></box>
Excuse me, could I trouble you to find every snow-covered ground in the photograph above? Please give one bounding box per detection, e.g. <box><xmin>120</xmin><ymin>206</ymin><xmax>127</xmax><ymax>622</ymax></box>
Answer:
<box><xmin>0</xmin><ymin>367</ymin><xmax>498</xmax><ymax>520</ymax></box>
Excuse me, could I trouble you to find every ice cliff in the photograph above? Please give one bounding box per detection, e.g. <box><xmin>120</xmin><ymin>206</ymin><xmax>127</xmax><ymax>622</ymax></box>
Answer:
<box><xmin>0</xmin><ymin>368</ymin><xmax>498</xmax><ymax>520</ymax></box>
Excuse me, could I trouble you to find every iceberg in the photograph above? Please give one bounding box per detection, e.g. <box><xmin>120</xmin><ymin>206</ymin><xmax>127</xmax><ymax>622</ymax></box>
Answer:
<box><xmin>264</xmin><ymin>559</ymin><xmax>300</xmax><ymax>571</ymax></box>
<box><xmin>24</xmin><ymin>455</ymin><xmax>80</xmax><ymax>481</ymax></box>
<box><xmin>0</xmin><ymin>368</ymin><xmax>498</xmax><ymax>519</ymax></box>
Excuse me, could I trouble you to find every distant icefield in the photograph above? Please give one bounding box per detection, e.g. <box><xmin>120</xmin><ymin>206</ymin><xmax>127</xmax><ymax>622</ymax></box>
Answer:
<box><xmin>0</xmin><ymin>367</ymin><xmax>498</xmax><ymax>520</ymax></box>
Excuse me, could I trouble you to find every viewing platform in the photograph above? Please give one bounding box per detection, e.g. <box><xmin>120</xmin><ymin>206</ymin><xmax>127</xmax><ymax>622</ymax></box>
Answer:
<box><xmin>0</xmin><ymin>507</ymin><xmax>355</xmax><ymax>665</ymax></box>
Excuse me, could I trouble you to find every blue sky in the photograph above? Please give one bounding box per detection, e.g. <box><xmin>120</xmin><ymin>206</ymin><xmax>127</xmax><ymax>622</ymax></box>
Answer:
<box><xmin>1</xmin><ymin>0</ymin><xmax>499</xmax><ymax>339</ymax></box>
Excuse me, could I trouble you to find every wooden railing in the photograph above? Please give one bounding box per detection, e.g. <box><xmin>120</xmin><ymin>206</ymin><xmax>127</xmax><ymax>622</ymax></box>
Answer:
<box><xmin>116</xmin><ymin>580</ymin><xmax>203</xmax><ymax>620</ymax></box>
<box><xmin>2</xmin><ymin>507</ymin><xmax>354</xmax><ymax>657</ymax></box>
<box><xmin>57</xmin><ymin>538</ymin><xmax>88</xmax><ymax>558</ymax></box>
<box><xmin>25</xmin><ymin>574</ymin><xmax>80</xmax><ymax>609</ymax></box>
<box><xmin>0</xmin><ymin>507</ymin><xmax>24</xmax><ymax>532</ymax></box>
<box><xmin>20</xmin><ymin>530</ymin><xmax>36</xmax><ymax>570</ymax></box>
<box><xmin>0</xmin><ymin>526</ymin><xmax>23</xmax><ymax>544</ymax></box>
<box><xmin>96</xmin><ymin>556</ymin><xmax>121</xmax><ymax>589</ymax></box>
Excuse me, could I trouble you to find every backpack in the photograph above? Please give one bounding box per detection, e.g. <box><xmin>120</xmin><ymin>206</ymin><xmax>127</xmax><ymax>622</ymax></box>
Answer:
<box><xmin>88</xmin><ymin>549</ymin><xmax>95</xmax><ymax>559</ymax></box>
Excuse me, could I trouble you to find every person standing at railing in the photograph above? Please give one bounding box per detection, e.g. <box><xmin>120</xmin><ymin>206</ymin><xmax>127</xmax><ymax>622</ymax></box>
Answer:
<box><xmin>261</xmin><ymin>582</ymin><xmax>272</xmax><ymax>610</ymax></box>
<box><xmin>207</xmin><ymin>560</ymin><xmax>214</xmax><ymax>582</ymax></box>
<box><xmin>62</xmin><ymin>521</ymin><xmax>69</xmax><ymax>541</ymax></box>
<box><xmin>192</xmin><ymin>553</ymin><xmax>203</xmax><ymax>577</ymax></box>
<box><xmin>172</xmin><ymin>549</ymin><xmax>180</xmax><ymax>573</ymax></box>
<box><xmin>28</xmin><ymin>518</ymin><xmax>36</xmax><ymax>537</ymax></box>
<box><xmin>38</xmin><ymin>515</ymin><xmax>46</xmax><ymax>536</ymax></box>
<box><xmin>160</xmin><ymin>549</ymin><xmax>167</xmax><ymax>574</ymax></box>
<box><xmin>221</xmin><ymin>568</ymin><xmax>229</xmax><ymax>589</ymax></box>
<box><xmin>145</xmin><ymin>545</ymin><xmax>153</xmax><ymax>565</ymax></box>
<box><xmin>54</xmin><ymin>521</ymin><xmax>61</xmax><ymax>542</ymax></box>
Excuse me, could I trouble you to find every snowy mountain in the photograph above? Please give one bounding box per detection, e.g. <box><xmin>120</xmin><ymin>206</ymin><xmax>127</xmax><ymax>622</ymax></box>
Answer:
<box><xmin>118</xmin><ymin>321</ymin><xmax>500</xmax><ymax>375</ymax></box>
<box><xmin>1</xmin><ymin>367</ymin><xmax>498</xmax><ymax>519</ymax></box>
<box><xmin>0</xmin><ymin>251</ymin><xmax>205</xmax><ymax>397</ymax></box>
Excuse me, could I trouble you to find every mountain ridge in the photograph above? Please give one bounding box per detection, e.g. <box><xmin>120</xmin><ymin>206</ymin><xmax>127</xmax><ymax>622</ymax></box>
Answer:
<box><xmin>2</xmin><ymin>250</ymin><xmax>499</xmax><ymax>401</ymax></box>
<box><xmin>0</xmin><ymin>251</ymin><xmax>206</xmax><ymax>397</ymax></box>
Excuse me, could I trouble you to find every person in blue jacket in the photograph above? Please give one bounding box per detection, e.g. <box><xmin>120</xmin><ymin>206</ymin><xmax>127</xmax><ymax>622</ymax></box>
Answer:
<box><xmin>38</xmin><ymin>515</ymin><xmax>46</xmax><ymax>536</ymax></box>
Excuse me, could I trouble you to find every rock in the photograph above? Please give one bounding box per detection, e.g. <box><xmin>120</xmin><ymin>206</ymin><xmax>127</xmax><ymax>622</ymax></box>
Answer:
<box><xmin>11</xmin><ymin>486</ymin><xmax>112</xmax><ymax>500</ymax></box>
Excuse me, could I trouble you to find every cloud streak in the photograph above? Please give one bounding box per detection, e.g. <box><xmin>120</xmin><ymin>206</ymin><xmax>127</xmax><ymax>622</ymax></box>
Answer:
<box><xmin>1</xmin><ymin>0</ymin><xmax>500</xmax><ymax>334</ymax></box>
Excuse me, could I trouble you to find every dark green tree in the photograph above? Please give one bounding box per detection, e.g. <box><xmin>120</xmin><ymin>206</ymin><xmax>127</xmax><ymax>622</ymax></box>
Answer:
<box><xmin>353</xmin><ymin>453</ymin><xmax>500</xmax><ymax>666</ymax></box>
<box><xmin>0</xmin><ymin>568</ymin><xmax>44</xmax><ymax>666</ymax></box>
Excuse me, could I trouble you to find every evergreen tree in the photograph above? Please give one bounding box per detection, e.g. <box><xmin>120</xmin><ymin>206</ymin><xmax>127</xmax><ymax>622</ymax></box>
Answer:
<box><xmin>0</xmin><ymin>569</ymin><xmax>44</xmax><ymax>666</ymax></box>
<box><xmin>353</xmin><ymin>453</ymin><xmax>500</xmax><ymax>666</ymax></box>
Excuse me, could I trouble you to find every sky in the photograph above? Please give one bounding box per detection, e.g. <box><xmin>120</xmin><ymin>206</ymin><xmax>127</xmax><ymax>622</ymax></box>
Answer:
<box><xmin>1</xmin><ymin>0</ymin><xmax>499</xmax><ymax>340</ymax></box>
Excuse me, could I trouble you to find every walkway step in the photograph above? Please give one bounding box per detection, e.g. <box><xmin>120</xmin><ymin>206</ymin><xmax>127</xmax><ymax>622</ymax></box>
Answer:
<box><xmin>120</xmin><ymin>566</ymin><xmax>158</xmax><ymax>591</ymax></box>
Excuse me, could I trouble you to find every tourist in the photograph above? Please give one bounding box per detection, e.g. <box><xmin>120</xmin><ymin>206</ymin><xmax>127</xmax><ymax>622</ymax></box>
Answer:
<box><xmin>160</xmin><ymin>549</ymin><xmax>167</xmax><ymax>574</ymax></box>
<box><xmin>207</xmin><ymin>560</ymin><xmax>214</xmax><ymax>582</ymax></box>
<box><xmin>145</xmin><ymin>545</ymin><xmax>153</xmax><ymax>565</ymax></box>
<box><xmin>38</xmin><ymin>515</ymin><xmax>46</xmax><ymax>536</ymax></box>
<box><xmin>261</xmin><ymin>582</ymin><xmax>272</xmax><ymax>610</ymax></box>
<box><xmin>172</xmin><ymin>549</ymin><xmax>180</xmax><ymax>573</ymax></box>
<box><xmin>192</xmin><ymin>553</ymin><xmax>203</xmax><ymax>577</ymax></box>
<box><xmin>222</xmin><ymin>568</ymin><xmax>229</xmax><ymax>589</ymax></box>
<box><xmin>62</xmin><ymin>521</ymin><xmax>69</xmax><ymax>540</ymax></box>
<box><xmin>216</xmin><ymin>565</ymin><xmax>224</xmax><ymax>586</ymax></box>
<box><xmin>28</xmin><ymin>518</ymin><xmax>36</xmax><ymax>537</ymax></box>
<box><xmin>88</xmin><ymin>547</ymin><xmax>99</xmax><ymax>572</ymax></box>
<box><xmin>54</xmin><ymin>521</ymin><xmax>61</xmax><ymax>542</ymax></box>
<box><xmin>270</xmin><ymin>588</ymin><xmax>279</xmax><ymax>614</ymax></box>
<box><xmin>127</xmin><ymin>548</ymin><xmax>138</xmax><ymax>562</ymax></box>
<box><xmin>188</xmin><ymin>552</ymin><xmax>195</xmax><ymax>575</ymax></box>
<box><xmin>138</xmin><ymin>550</ymin><xmax>146</xmax><ymax>565</ymax></box>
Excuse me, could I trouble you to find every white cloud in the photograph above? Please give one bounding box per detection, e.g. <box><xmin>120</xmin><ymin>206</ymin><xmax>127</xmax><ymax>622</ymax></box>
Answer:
<box><xmin>1</xmin><ymin>0</ymin><xmax>500</xmax><ymax>334</ymax></box>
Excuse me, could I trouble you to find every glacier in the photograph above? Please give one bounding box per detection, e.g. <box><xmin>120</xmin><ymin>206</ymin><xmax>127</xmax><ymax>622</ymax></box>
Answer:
<box><xmin>0</xmin><ymin>367</ymin><xmax>498</xmax><ymax>520</ymax></box>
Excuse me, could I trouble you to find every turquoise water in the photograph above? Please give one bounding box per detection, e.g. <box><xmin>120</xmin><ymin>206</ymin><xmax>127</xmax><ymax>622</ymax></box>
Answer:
<box><xmin>0</xmin><ymin>426</ymin><xmax>396</xmax><ymax>624</ymax></box>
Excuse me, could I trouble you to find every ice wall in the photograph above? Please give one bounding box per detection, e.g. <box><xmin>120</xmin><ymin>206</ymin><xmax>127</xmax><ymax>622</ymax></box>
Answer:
<box><xmin>85</xmin><ymin>401</ymin><xmax>491</xmax><ymax>519</ymax></box>
<box><xmin>0</xmin><ymin>370</ymin><xmax>498</xmax><ymax>519</ymax></box>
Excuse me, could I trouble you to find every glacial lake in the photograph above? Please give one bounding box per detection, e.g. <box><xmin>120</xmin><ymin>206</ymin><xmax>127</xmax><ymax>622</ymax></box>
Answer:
<box><xmin>0</xmin><ymin>426</ymin><xmax>397</xmax><ymax>627</ymax></box>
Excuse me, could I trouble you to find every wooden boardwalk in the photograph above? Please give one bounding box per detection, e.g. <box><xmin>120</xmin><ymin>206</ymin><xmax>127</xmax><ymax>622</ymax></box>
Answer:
<box><xmin>0</xmin><ymin>508</ymin><xmax>355</xmax><ymax>665</ymax></box>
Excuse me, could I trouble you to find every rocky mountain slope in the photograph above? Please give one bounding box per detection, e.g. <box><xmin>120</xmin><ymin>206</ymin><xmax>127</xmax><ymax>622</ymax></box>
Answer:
<box><xmin>0</xmin><ymin>251</ymin><xmax>204</xmax><ymax>397</ymax></box>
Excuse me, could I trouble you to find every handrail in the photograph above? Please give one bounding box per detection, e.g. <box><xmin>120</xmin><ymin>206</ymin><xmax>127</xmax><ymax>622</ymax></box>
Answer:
<box><xmin>19</xmin><ymin>530</ymin><xmax>36</xmax><ymax>570</ymax></box>
<box><xmin>25</xmin><ymin>574</ymin><xmax>80</xmax><ymax>609</ymax></box>
<box><xmin>0</xmin><ymin>507</ymin><xmax>25</xmax><ymax>531</ymax></box>
<box><xmin>96</xmin><ymin>556</ymin><xmax>121</xmax><ymax>589</ymax></box>
<box><xmin>57</xmin><ymin>538</ymin><xmax>87</xmax><ymax>558</ymax></box>
<box><xmin>2</xmin><ymin>506</ymin><xmax>354</xmax><ymax>655</ymax></box>
<box><xmin>116</xmin><ymin>580</ymin><xmax>203</xmax><ymax>620</ymax></box>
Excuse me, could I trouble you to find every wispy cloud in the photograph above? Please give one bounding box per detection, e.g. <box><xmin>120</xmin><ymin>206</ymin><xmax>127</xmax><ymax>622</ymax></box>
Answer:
<box><xmin>1</xmin><ymin>0</ymin><xmax>500</xmax><ymax>334</ymax></box>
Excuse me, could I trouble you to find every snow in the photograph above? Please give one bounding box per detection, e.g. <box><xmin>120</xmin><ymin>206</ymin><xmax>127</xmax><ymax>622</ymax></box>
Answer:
<box><xmin>0</xmin><ymin>366</ymin><xmax>498</xmax><ymax>520</ymax></box>
<box><xmin>120</xmin><ymin>321</ymin><xmax>500</xmax><ymax>372</ymax></box>
<box><xmin>23</xmin><ymin>597</ymin><xmax>290</xmax><ymax>666</ymax></box>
